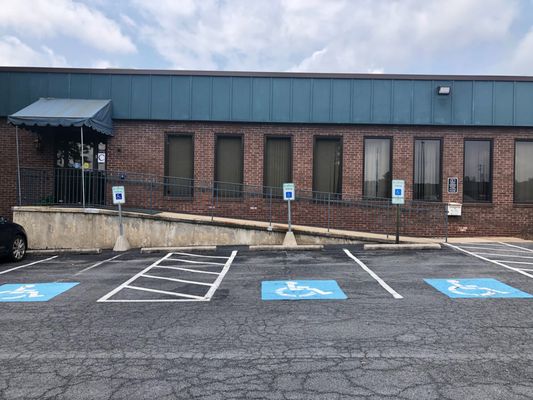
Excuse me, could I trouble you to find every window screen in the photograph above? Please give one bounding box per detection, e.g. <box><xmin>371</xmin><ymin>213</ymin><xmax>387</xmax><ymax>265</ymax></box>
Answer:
<box><xmin>515</xmin><ymin>141</ymin><xmax>533</xmax><ymax>203</ymax></box>
<box><xmin>216</xmin><ymin>136</ymin><xmax>243</xmax><ymax>197</ymax></box>
<box><xmin>264</xmin><ymin>137</ymin><xmax>291</xmax><ymax>197</ymax></box>
<box><xmin>313</xmin><ymin>138</ymin><xmax>342</xmax><ymax>199</ymax></box>
<box><xmin>364</xmin><ymin>138</ymin><xmax>391</xmax><ymax>198</ymax></box>
<box><xmin>414</xmin><ymin>139</ymin><xmax>441</xmax><ymax>201</ymax></box>
<box><xmin>464</xmin><ymin>140</ymin><xmax>491</xmax><ymax>202</ymax></box>
<box><xmin>165</xmin><ymin>135</ymin><xmax>193</xmax><ymax>197</ymax></box>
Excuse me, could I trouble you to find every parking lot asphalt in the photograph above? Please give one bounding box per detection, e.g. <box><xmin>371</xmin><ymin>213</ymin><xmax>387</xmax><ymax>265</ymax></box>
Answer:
<box><xmin>0</xmin><ymin>244</ymin><xmax>532</xmax><ymax>400</ymax></box>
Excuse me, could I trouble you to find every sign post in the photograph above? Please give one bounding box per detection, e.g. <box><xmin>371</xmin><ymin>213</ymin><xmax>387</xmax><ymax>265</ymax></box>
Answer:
<box><xmin>112</xmin><ymin>186</ymin><xmax>130</xmax><ymax>251</ymax></box>
<box><xmin>283</xmin><ymin>183</ymin><xmax>295</xmax><ymax>232</ymax></box>
<box><xmin>282</xmin><ymin>183</ymin><xmax>297</xmax><ymax>246</ymax></box>
<box><xmin>391</xmin><ymin>180</ymin><xmax>405</xmax><ymax>244</ymax></box>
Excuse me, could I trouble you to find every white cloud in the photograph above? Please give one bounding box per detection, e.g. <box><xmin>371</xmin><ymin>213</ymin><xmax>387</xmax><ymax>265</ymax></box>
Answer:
<box><xmin>0</xmin><ymin>0</ymin><xmax>136</xmax><ymax>54</ymax></box>
<box><xmin>509</xmin><ymin>27</ymin><xmax>533</xmax><ymax>74</ymax></box>
<box><xmin>0</xmin><ymin>36</ymin><xmax>68</xmax><ymax>67</ymax></box>
<box><xmin>134</xmin><ymin>0</ymin><xmax>519</xmax><ymax>73</ymax></box>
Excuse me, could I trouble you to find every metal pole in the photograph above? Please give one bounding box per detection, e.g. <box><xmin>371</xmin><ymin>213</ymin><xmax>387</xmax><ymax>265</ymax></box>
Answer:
<box><xmin>395</xmin><ymin>204</ymin><xmax>400</xmax><ymax>244</ymax></box>
<box><xmin>80</xmin><ymin>126</ymin><xmax>86</xmax><ymax>208</ymax></box>
<box><xmin>15</xmin><ymin>126</ymin><xmax>22</xmax><ymax>206</ymax></box>
<box><xmin>327</xmin><ymin>192</ymin><xmax>331</xmax><ymax>232</ymax></box>
<box><xmin>118</xmin><ymin>203</ymin><xmax>124</xmax><ymax>236</ymax></box>
<box><xmin>268</xmin><ymin>187</ymin><xmax>272</xmax><ymax>229</ymax></box>
<box><xmin>288</xmin><ymin>199</ymin><xmax>292</xmax><ymax>232</ymax></box>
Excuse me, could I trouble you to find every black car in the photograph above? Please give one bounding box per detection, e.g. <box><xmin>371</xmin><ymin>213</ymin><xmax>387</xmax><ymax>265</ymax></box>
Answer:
<box><xmin>0</xmin><ymin>217</ymin><xmax>27</xmax><ymax>261</ymax></box>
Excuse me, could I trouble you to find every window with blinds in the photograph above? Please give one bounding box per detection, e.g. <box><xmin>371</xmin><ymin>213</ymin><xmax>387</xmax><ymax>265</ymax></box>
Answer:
<box><xmin>464</xmin><ymin>140</ymin><xmax>492</xmax><ymax>202</ymax></box>
<box><xmin>313</xmin><ymin>137</ymin><xmax>342</xmax><ymax>200</ymax></box>
<box><xmin>165</xmin><ymin>135</ymin><xmax>193</xmax><ymax>197</ymax></box>
<box><xmin>215</xmin><ymin>136</ymin><xmax>243</xmax><ymax>197</ymax></box>
<box><xmin>264</xmin><ymin>137</ymin><xmax>291</xmax><ymax>197</ymax></box>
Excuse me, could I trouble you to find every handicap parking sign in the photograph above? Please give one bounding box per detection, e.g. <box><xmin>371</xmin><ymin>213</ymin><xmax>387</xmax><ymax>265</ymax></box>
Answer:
<box><xmin>0</xmin><ymin>283</ymin><xmax>79</xmax><ymax>302</ymax></box>
<box><xmin>424</xmin><ymin>278</ymin><xmax>532</xmax><ymax>299</ymax></box>
<box><xmin>262</xmin><ymin>280</ymin><xmax>347</xmax><ymax>301</ymax></box>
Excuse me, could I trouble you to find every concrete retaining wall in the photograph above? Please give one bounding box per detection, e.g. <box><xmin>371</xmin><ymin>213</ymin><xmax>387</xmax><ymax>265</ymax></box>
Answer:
<box><xmin>13</xmin><ymin>207</ymin><xmax>361</xmax><ymax>250</ymax></box>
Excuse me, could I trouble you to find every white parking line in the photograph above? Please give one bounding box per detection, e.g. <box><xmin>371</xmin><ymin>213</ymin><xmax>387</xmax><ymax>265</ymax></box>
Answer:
<box><xmin>125</xmin><ymin>285</ymin><xmax>204</xmax><ymax>299</ymax></box>
<box><xmin>458</xmin><ymin>245</ymin><xmax>533</xmax><ymax>253</ymax></box>
<box><xmin>170</xmin><ymin>252</ymin><xmax>230</xmax><ymax>259</ymax></box>
<box><xmin>343</xmin><ymin>249</ymin><xmax>403</xmax><ymax>299</ymax></box>
<box><xmin>445</xmin><ymin>243</ymin><xmax>533</xmax><ymax>279</ymax></box>
<box><xmin>492</xmin><ymin>260</ymin><xmax>533</xmax><ymax>265</ymax></box>
<box><xmin>474</xmin><ymin>253</ymin><xmax>533</xmax><ymax>260</ymax></box>
<box><xmin>154</xmin><ymin>265</ymin><xmax>220</xmax><ymax>275</ymax></box>
<box><xmin>74</xmin><ymin>253</ymin><xmax>125</xmax><ymax>276</ymax></box>
<box><xmin>204</xmin><ymin>251</ymin><xmax>237</xmax><ymax>301</ymax></box>
<box><xmin>0</xmin><ymin>256</ymin><xmax>58</xmax><ymax>275</ymax></box>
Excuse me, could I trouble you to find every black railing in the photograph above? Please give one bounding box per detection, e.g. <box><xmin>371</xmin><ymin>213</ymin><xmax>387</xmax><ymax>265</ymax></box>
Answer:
<box><xmin>18</xmin><ymin>167</ymin><xmax>448</xmax><ymax>238</ymax></box>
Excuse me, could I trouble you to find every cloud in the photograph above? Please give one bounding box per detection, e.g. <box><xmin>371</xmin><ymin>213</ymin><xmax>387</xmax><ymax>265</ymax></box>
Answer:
<box><xmin>0</xmin><ymin>36</ymin><xmax>68</xmax><ymax>67</ymax></box>
<box><xmin>0</xmin><ymin>0</ymin><xmax>136</xmax><ymax>54</ymax></box>
<box><xmin>509</xmin><ymin>27</ymin><xmax>533</xmax><ymax>74</ymax></box>
<box><xmin>134</xmin><ymin>0</ymin><xmax>518</xmax><ymax>73</ymax></box>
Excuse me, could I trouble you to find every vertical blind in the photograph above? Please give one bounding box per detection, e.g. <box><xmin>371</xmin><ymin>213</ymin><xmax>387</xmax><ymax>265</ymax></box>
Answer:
<box><xmin>414</xmin><ymin>139</ymin><xmax>441</xmax><ymax>201</ymax></box>
<box><xmin>313</xmin><ymin>138</ymin><xmax>342</xmax><ymax>198</ymax></box>
<box><xmin>364</xmin><ymin>138</ymin><xmax>391</xmax><ymax>198</ymax></box>
<box><xmin>515</xmin><ymin>141</ymin><xmax>533</xmax><ymax>202</ymax></box>
<box><xmin>464</xmin><ymin>140</ymin><xmax>491</xmax><ymax>202</ymax></box>
<box><xmin>216</xmin><ymin>136</ymin><xmax>243</xmax><ymax>197</ymax></box>
<box><xmin>165</xmin><ymin>135</ymin><xmax>193</xmax><ymax>196</ymax></box>
<box><xmin>264</xmin><ymin>137</ymin><xmax>291</xmax><ymax>196</ymax></box>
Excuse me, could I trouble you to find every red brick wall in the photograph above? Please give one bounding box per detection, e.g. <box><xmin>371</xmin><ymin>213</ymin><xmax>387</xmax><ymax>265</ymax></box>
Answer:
<box><xmin>3</xmin><ymin>120</ymin><xmax>533</xmax><ymax>237</ymax></box>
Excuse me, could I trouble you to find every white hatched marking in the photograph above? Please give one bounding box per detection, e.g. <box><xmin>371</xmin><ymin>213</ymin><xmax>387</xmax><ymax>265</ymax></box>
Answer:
<box><xmin>458</xmin><ymin>246</ymin><xmax>533</xmax><ymax>254</ymax></box>
<box><xmin>165</xmin><ymin>258</ymin><xmax>225</xmax><ymax>266</ymax></box>
<box><xmin>154</xmin><ymin>265</ymin><xmax>220</xmax><ymax>275</ymax></box>
<box><xmin>125</xmin><ymin>285</ymin><xmax>204</xmax><ymax>299</ymax></box>
<box><xmin>474</xmin><ymin>252</ymin><xmax>533</xmax><ymax>260</ymax></box>
<box><xmin>170</xmin><ymin>252</ymin><xmax>230</xmax><ymax>259</ymax></box>
<box><xmin>445</xmin><ymin>243</ymin><xmax>533</xmax><ymax>279</ymax></box>
<box><xmin>492</xmin><ymin>260</ymin><xmax>533</xmax><ymax>265</ymax></box>
<box><xmin>141</xmin><ymin>274</ymin><xmax>213</xmax><ymax>286</ymax></box>
<box><xmin>498</xmin><ymin>242</ymin><xmax>533</xmax><ymax>253</ymax></box>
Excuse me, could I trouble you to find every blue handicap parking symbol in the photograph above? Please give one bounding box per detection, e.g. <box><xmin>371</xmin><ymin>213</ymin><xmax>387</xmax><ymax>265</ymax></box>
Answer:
<box><xmin>286</xmin><ymin>191</ymin><xmax>293</xmax><ymax>199</ymax></box>
<box><xmin>424</xmin><ymin>278</ymin><xmax>532</xmax><ymax>299</ymax></box>
<box><xmin>0</xmin><ymin>282</ymin><xmax>79</xmax><ymax>302</ymax></box>
<box><xmin>115</xmin><ymin>193</ymin><xmax>123</xmax><ymax>200</ymax></box>
<box><xmin>262</xmin><ymin>280</ymin><xmax>347</xmax><ymax>301</ymax></box>
<box><xmin>394</xmin><ymin>188</ymin><xmax>402</xmax><ymax>196</ymax></box>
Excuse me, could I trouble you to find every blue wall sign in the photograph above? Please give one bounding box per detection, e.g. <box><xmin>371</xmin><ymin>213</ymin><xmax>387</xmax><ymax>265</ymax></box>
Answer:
<box><xmin>425</xmin><ymin>278</ymin><xmax>532</xmax><ymax>298</ymax></box>
<box><xmin>0</xmin><ymin>283</ymin><xmax>79</xmax><ymax>302</ymax></box>
<box><xmin>262</xmin><ymin>280</ymin><xmax>347</xmax><ymax>301</ymax></box>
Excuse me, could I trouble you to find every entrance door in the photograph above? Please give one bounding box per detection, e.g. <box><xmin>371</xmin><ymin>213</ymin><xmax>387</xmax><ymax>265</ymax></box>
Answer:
<box><xmin>55</xmin><ymin>135</ymin><xmax>107</xmax><ymax>206</ymax></box>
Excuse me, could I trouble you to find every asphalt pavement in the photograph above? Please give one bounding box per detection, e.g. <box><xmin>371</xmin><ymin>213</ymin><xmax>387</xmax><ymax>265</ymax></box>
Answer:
<box><xmin>0</xmin><ymin>244</ymin><xmax>532</xmax><ymax>399</ymax></box>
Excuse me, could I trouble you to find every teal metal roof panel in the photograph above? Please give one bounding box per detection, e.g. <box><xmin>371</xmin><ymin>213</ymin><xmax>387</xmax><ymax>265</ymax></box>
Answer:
<box><xmin>2</xmin><ymin>68</ymin><xmax>533</xmax><ymax>127</ymax></box>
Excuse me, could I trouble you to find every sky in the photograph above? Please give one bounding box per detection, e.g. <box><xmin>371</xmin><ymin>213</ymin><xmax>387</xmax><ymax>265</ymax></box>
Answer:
<box><xmin>0</xmin><ymin>0</ymin><xmax>533</xmax><ymax>75</ymax></box>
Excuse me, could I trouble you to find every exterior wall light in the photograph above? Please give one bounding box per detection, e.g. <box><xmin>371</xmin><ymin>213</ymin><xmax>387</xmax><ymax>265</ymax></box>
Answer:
<box><xmin>437</xmin><ymin>86</ymin><xmax>451</xmax><ymax>95</ymax></box>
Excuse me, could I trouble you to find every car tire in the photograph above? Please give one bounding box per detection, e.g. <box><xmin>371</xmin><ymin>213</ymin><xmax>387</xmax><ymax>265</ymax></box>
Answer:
<box><xmin>9</xmin><ymin>235</ymin><xmax>27</xmax><ymax>262</ymax></box>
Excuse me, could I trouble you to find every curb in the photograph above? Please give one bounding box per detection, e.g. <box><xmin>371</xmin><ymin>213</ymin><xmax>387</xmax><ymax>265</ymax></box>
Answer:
<box><xmin>27</xmin><ymin>248</ymin><xmax>102</xmax><ymax>255</ymax></box>
<box><xmin>363</xmin><ymin>243</ymin><xmax>442</xmax><ymax>250</ymax></box>
<box><xmin>140</xmin><ymin>246</ymin><xmax>217</xmax><ymax>253</ymax></box>
<box><xmin>248</xmin><ymin>245</ymin><xmax>324</xmax><ymax>251</ymax></box>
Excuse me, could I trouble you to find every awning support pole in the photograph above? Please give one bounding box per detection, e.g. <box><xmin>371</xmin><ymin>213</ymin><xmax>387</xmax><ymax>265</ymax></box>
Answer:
<box><xmin>15</xmin><ymin>126</ymin><xmax>22</xmax><ymax>206</ymax></box>
<box><xmin>80</xmin><ymin>126</ymin><xmax>86</xmax><ymax>208</ymax></box>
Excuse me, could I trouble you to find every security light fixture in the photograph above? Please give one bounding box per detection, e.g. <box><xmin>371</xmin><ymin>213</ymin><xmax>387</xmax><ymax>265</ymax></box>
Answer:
<box><xmin>437</xmin><ymin>86</ymin><xmax>451</xmax><ymax>95</ymax></box>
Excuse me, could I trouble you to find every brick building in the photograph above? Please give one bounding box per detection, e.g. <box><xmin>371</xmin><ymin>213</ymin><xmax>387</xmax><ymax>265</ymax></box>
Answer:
<box><xmin>1</xmin><ymin>67</ymin><xmax>533</xmax><ymax>237</ymax></box>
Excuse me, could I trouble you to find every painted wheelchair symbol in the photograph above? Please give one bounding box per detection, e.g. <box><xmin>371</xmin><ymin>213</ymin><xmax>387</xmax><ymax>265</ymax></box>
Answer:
<box><xmin>446</xmin><ymin>279</ymin><xmax>509</xmax><ymax>297</ymax></box>
<box><xmin>0</xmin><ymin>284</ymin><xmax>44</xmax><ymax>300</ymax></box>
<box><xmin>275</xmin><ymin>281</ymin><xmax>334</xmax><ymax>298</ymax></box>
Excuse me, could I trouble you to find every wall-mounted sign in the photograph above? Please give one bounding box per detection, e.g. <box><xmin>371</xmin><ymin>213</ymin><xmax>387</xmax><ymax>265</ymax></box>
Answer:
<box><xmin>447</xmin><ymin>177</ymin><xmax>458</xmax><ymax>193</ymax></box>
<box><xmin>97</xmin><ymin>153</ymin><xmax>106</xmax><ymax>163</ymax></box>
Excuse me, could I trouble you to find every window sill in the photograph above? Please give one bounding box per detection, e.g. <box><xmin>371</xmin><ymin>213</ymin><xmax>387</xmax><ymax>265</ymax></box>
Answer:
<box><xmin>513</xmin><ymin>203</ymin><xmax>533</xmax><ymax>208</ymax></box>
<box><xmin>163</xmin><ymin>195</ymin><xmax>194</xmax><ymax>201</ymax></box>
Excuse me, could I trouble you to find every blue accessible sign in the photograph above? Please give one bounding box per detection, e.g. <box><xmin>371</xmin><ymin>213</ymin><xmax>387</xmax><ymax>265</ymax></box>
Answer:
<box><xmin>0</xmin><ymin>283</ymin><xmax>79</xmax><ymax>302</ymax></box>
<box><xmin>425</xmin><ymin>278</ymin><xmax>532</xmax><ymax>299</ymax></box>
<box><xmin>262</xmin><ymin>280</ymin><xmax>347</xmax><ymax>301</ymax></box>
